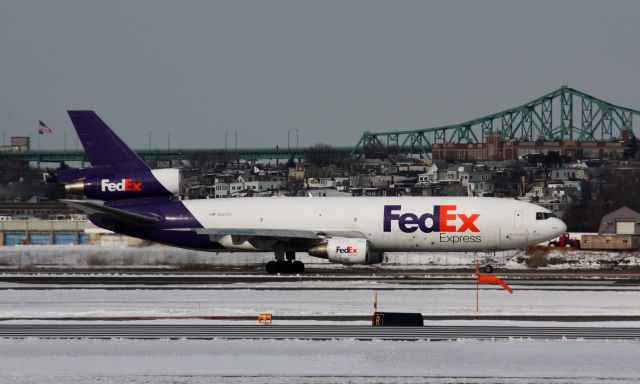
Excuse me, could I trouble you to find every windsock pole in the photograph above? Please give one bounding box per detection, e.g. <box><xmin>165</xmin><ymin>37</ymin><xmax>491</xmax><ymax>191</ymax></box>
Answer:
<box><xmin>475</xmin><ymin>263</ymin><xmax>480</xmax><ymax>320</ymax></box>
<box><xmin>474</xmin><ymin>261</ymin><xmax>513</xmax><ymax>320</ymax></box>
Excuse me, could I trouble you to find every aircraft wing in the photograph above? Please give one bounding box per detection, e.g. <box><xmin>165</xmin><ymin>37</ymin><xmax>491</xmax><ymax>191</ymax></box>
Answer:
<box><xmin>170</xmin><ymin>228</ymin><xmax>366</xmax><ymax>242</ymax></box>
<box><xmin>192</xmin><ymin>228</ymin><xmax>321</xmax><ymax>239</ymax></box>
<box><xmin>59</xmin><ymin>199</ymin><xmax>160</xmax><ymax>225</ymax></box>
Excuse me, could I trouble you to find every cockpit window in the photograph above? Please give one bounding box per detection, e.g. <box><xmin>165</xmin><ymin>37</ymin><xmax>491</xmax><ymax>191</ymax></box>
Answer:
<box><xmin>536</xmin><ymin>212</ymin><xmax>557</xmax><ymax>220</ymax></box>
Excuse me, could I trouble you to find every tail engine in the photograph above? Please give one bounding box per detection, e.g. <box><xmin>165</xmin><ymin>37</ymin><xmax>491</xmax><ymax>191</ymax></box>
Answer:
<box><xmin>63</xmin><ymin>168</ymin><xmax>180</xmax><ymax>200</ymax></box>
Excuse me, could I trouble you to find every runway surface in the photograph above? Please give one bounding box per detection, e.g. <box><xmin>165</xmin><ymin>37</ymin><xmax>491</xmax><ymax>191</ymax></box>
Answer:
<box><xmin>1</xmin><ymin>324</ymin><xmax>639</xmax><ymax>340</ymax></box>
<box><xmin>2</xmin><ymin>274</ymin><xmax>640</xmax><ymax>290</ymax></box>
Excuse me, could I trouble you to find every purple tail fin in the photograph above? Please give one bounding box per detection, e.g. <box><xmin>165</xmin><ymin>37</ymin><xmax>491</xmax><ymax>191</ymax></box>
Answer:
<box><xmin>67</xmin><ymin>111</ymin><xmax>149</xmax><ymax>171</ymax></box>
<box><xmin>60</xmin><ymin>111</ymin><xmax>177</xmax><ymax>200</ymax></box>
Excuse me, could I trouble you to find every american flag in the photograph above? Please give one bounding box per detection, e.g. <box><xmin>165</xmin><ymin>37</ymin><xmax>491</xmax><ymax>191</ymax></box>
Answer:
<box><xmin>38</xmin><ymin>120</ymin><xmax>53</xmax><ymax>135</ymax></box>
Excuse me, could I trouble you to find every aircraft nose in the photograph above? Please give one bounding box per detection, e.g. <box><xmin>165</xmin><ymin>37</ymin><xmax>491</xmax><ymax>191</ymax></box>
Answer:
<box><xmin>553</xmin><ymin>218</ymin><xmax>567</xmax><ymax>236</ymax></box>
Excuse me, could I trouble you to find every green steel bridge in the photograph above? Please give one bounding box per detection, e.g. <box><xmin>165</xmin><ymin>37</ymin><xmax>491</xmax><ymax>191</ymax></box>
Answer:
<box><xmin>2</xmin><ymin>86</ymin><xmax>639</xmax><ymax>166</ymax></box>
<box><xmin>353</xmin><ymin>85</ymin><xmax>640</xmax><ymax>157</ymax></box>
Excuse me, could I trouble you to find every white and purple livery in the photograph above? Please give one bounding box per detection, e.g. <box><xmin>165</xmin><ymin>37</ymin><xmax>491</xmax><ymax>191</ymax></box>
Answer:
<box><xmin>60</xmin><ymin>111</ymin><xmax>567</xmax><ymax>273</ymax></box>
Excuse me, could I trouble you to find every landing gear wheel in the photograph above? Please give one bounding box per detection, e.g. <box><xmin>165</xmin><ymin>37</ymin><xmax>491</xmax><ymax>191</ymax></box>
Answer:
<box><xmin>483</xmin><ymin>265</ymin><xmax>494</xmax><ymax>274</ymax></box>
<box><xmin>278</xmin><ymin>260</ymin><xmax>293</xmax><ymax>273</ymax></box>
<box><xmin>292</xmin><ymin>260</ymin><xmax>305</xmax><ymax>273</ymax></box>
<box><xmin>265</xmin><ymin>261</ymin><xmax>279</xmax><ymax>274</ymax></box>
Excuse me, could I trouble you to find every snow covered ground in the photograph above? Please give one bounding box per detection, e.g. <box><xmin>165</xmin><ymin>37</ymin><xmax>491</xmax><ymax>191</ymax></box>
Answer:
<box><xmin>1</xmin><ymin>285</ymin><xmax>639</xmax><ymax>319</ymax></box>
<box><xmin>2</xmin><ymin>338</ymin><xmax>640</xmax><ymax>383</ymax></box>
<box><xmin>2</xmin><ymin>276</ymin><xmax>639</xmax><ymax>382</ymax></box>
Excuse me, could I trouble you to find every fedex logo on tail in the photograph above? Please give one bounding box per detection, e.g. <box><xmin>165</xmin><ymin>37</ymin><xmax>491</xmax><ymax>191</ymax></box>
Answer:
<box><xmin>383</xmin><ymin>205</ymin><xmax>480</xmax><ymax>233</ymax></box>
<box><xmin>100</xmin><ymin>178</ymin><xmax>142</xmax><ymax>192</ymax></box>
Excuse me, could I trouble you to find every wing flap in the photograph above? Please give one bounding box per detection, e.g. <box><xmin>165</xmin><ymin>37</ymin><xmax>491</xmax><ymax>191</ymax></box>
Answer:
<box><xmin>194</xmin><ymin>228</ymin><xmax>320</xmax><ymax>238</ymax></box>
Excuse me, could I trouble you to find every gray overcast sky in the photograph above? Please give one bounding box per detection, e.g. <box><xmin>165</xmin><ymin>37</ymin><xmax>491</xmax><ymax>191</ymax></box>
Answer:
<box><xmin>0</xmin><ymin>0</ymin><xmax>639</xmax><ymax>150</ymax></box>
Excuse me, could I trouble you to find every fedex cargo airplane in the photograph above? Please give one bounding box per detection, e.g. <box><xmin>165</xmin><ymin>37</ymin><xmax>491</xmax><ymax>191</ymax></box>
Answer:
<box><xmin>59</xmin><ymin>111</ymin><xmax>567</xmax><ymax>274</ymax></box>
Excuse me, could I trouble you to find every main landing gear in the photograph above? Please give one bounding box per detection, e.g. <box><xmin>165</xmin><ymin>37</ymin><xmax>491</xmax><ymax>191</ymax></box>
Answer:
<box><xmin>265</xmin><ymin>250</ymin><xmax>305</xmax><ymax>274</ymax></box>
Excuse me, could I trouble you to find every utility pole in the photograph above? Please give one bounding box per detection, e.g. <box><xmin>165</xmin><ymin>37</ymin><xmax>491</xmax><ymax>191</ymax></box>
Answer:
<box><xmin>225</xmin><ymin>130</ymin><xmax>228</xmax><ymax>151</ymax></box>
<box><xmin>148</xmin><ymin>131</ymin><xmax>152</xmax><ymax>150</ymax></box>
<box><xmin>167</xmin><ymin>131</ymin><xmax>170</xmax><ymax>150</ymax></box>
<box><xmin>287</xmin><ymin>129</ymin><xmax>290</xmax><ymax>153</ymax></box>
<box><xmin>296</xmin><ymin>129</ymin><xmax>299</xmax><ymax>150</ymax></box>
<box><xmin>234</xmin><ymin>130</ymin><xmax>239</xmax><ymax>169</ymax></box>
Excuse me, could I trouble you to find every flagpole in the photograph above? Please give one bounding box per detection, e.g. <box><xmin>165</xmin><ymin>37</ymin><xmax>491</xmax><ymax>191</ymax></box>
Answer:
<box><xmin>37</xmin><ymin>132</ymin><xmax>40</xmax><ymax>170</ymax></box>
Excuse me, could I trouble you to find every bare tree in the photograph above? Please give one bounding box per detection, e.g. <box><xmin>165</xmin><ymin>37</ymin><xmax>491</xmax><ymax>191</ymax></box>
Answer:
<box><xmin>305</xmin><ymin>144</ymin><xmax>351</xmax><ymax>168</ymax></box>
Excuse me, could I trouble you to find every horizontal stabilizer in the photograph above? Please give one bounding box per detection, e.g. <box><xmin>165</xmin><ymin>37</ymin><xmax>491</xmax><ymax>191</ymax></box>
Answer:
<box><xmin>57</xmin><ymin>166</ymin><xmax>114</xmax><ymax>183</ymax></box>
<box><xmin>60</xmin><ymin>199</ymin><xmax>160</xmax><ymax>225</ymax></box>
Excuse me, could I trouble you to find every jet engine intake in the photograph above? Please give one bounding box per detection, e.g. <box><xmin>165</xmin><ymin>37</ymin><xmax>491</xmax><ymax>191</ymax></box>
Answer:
<box><xmin>308</xmin><ymin>237</ymin><xmax>382</xmax><ymax>264</ymax></box>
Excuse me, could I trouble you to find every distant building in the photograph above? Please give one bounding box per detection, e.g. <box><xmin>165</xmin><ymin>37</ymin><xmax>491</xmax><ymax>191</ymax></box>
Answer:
<box><xmin>0</xmin><ymin>136</ymin><xmax>30</xmax><ymax>152</ymax></box>
<box><xmin>582</xmin><ymin>206</ymin><xmax>640</xmax><ymax>250</ymax></box>
<box><xmin>245</xmin><ymin>179</ymin><xmax>283</xmax><ymax>193</ymax></box>
<box><xmin>395</xmin><ymin>160</ymin><xmax>430</xmax><ymax>174</ymax></box>
<box><xmin>417</xmin><ymin>164</ymin><xmax>439</xmax><ymax>185</ymax></box>
<box><xmin>550</xmin><ymin>168</ymin><xmax>587</xmax><ymax>181</ymax></box>
<box><xmin>432</xmin><ymin>132</ymin><xmax>629</xmax><ymax>162</ymax></box>
<box><xmin>598</xmin><ymin>206</ymin><xmax>640</xmax><ymax>235</ymax></box>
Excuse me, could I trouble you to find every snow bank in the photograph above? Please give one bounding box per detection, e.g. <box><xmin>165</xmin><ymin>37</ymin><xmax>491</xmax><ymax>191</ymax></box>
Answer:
<box><xmin>1</xmin><ymin>338</ymin><xmax>639</xmax><ymax>383</ymax></box>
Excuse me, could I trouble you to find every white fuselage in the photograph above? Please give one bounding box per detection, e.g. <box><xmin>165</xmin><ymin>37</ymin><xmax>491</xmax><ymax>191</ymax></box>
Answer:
<box><xmin>182</xmin><ymin>196</ymin><xmax>566</xmax><ymax>252</ymax></box>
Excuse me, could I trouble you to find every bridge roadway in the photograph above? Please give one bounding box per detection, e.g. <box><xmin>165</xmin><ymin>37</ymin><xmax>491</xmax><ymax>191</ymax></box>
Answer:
<box><xmin>2</xmin><ymin>146</ymin><xmax>357</xmax><ymax>163</ymax></box>
<box><xmin>1</xmin><ymin>324</ymin><xmax>639</xmax><ymax>340</ymax></box>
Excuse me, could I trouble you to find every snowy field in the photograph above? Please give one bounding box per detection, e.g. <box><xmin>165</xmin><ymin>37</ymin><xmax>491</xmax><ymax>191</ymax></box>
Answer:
<box><xmin>1</xmin><ymin>284</ymin><xmax>639</xmax><ymax>319</ymax></box>
<box><xmin>2</xmin><ymin>280</ymin><xmax>640</xmax><ymax>382</ymax></box>
<box><xmin>2</xmin><ymin>338</ymin><xmax>640</xmax><ymax>383</ymax></box>
<box><xmin>2</xmin><ymin>249</ymin><xmax>639</xmax><ymax>383</ymax></box>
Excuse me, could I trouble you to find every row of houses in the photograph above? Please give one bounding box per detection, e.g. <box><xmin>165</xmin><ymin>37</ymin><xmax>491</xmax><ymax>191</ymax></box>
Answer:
<box><xmin>191</xmin><ymin>159</ymin><xmax>594</xmax><ymax>206</ymax></box>
<box><xmin>186</xmin><ymin>174</ymin><xmax>287</xmax><ymax>198</ymax></box>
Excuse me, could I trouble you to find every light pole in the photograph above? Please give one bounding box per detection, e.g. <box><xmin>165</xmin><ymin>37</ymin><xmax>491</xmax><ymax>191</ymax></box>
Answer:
<box><xmin>148</xmin><ymin>131</ymin><xmax>152</xmax><ymax>150</ymax></box>
<box><xmin>167</xmin><ymin>131</ymin><xmax>170</xmax><ymax>150</ymax></box>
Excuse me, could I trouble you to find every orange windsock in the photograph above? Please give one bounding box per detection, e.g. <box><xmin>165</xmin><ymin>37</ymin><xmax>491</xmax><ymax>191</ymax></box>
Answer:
<box><xmin>477</xmin><ymin>274</ymin><xmax>513</xmax><ymax>294</ymax></box>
